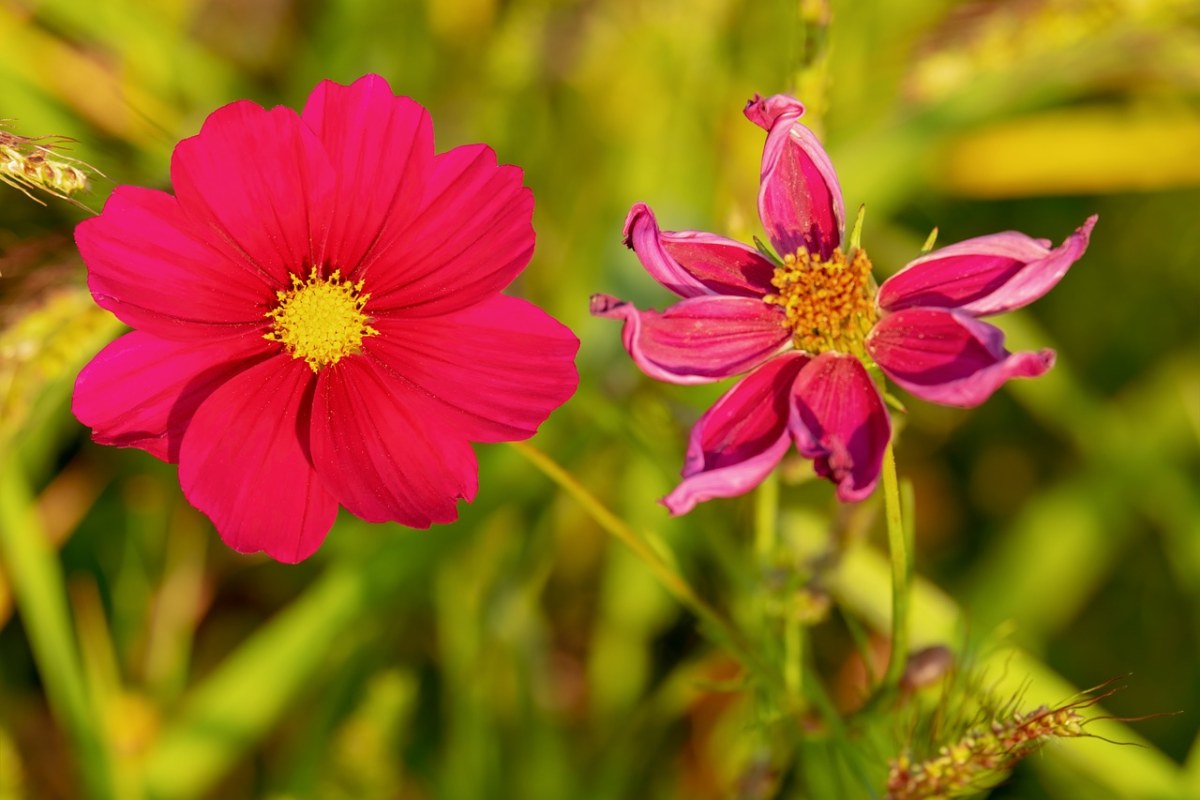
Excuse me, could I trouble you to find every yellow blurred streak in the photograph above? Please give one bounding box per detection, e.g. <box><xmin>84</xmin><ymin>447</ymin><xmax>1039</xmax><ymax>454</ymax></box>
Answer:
<box><xmin>0</xmin><ymin>5</ymin><xmax>180</xmax><ymax>146</ymax></box>
<box><xmin>939</xmin><ymin>107</ymin><xmax>1200</xmax><ymax>196</ymax></box>
<box><xmin>426</xmin><ymin>0</ymin><xmax>496</xmax><ymax>41</ymax></box>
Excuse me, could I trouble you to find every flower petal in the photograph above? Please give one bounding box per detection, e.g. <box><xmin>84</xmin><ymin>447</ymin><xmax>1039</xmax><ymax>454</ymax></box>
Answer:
<box><xmin>73</xmin><ymin>331</ymin><xmax>268</xmax><ymax>463</ymax></box>
<box><xmin>877</xmin><ymin>216</ymin><xmax>1097</xmax><ymax>316</ymax></box>
<box><xmin>171</xmin><ymin>99</ymin><xmax>336</xmax><ymax>289</ymax></box>
<box><xmin>621</xmin><ymin>202</ymin><xmax>776</xmax><ymax>298</ymax></box>
<box><xmin>178</xmin><ymin>356</ymin><xmax>337</xmax><ymax>563</ymax></box>
<box><xmin>363</xmin><ymin>294</ymin><xmax>579</xmax><ymax>442</ymax></box>
<box><xmin>744</xmin><ymin>94</ymin><xmax>844</xmax><ymax>260</ymax></box>
<box><xmin>867</xmin><ymin>308</ymin><xmax>1055</xmax><ymax>408</ymax></box>
<box><xmin>310</xmin><ymin>357</ymin><xmax>478</xmax><ymax>527</ymax></box>
<box><xmin>366</xmin><ymin>144</ymin><xmax>533</xmax><ymax>316</ymax></box>
<box><xmin>663</xmin><ymin>352</ymin><xmax>810</xmax><ymax>515</ymax></box>
<box><xmin>77</xmin><ymin>187</ymin><xmax>274</xmax><ymax>339</ymax></box>
<box><xmin>789</xmin><ymin>354</ymin><xmax>890</xmax><ymax>502</ymax></box>
<box><xmin>302</xmin><ymin>74</ymin><xmax>434</xmax><ymax>275</ymax></box>
<box><xmin>590</xmin><ymin>294</ymin><xmax>791</xmax><ymax>385</ymax></box>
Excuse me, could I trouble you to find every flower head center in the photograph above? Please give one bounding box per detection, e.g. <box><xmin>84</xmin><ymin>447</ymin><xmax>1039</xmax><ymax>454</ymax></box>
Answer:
<box><xmin>763</xmin><ymin>247</ymin><xmax>878</xmax><ymax>356</ymax></box>
<box><xmin>264</xmin><ymin>267</ymin><xmax>378</xmax><ymax>371</ymax></box>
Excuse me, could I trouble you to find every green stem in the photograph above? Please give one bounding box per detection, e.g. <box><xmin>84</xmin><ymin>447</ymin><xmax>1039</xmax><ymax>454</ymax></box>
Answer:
<box><xmin>878</xmin><ymin>439</ymin><xmax>910</xmax><ymax>696</ymax></box>
<box><xmin>0</xmin><ymin>459</ymin><xmax>115</xmax><ymax>799</ymax></box>
<box><xmin>753</xmin><ymin>471</ymin><xmax>778</xmax><ymax>559</ymax></box>
<box><xmin>784</xmin><ymin>616</ymin><xmax>802</xmax><ymax>698</ymax></box>
<box><xmin>752</xmin><ymin>474</ymin><xmax>805</xmax><ymax>702</ymax></box>
<box><xmin>510</xmin><ymin>440</ymin><xmax>774</xmax><ymax>686</ymax></box>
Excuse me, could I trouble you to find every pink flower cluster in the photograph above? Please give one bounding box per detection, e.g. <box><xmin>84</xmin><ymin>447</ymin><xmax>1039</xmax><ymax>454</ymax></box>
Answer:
<box><xmin>594</xmin><ymin>94</ymin><xmax>1094</xmax><ymax>513</ymax></box>
<box><xmin>74</xmin><ymin>75</ymin><xmax>579</xmax><ymax>562</ymax></box>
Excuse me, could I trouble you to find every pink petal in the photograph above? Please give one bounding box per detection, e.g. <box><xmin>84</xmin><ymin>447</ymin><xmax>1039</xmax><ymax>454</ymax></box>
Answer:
<box><xmin>178</xmin><ymin>357</ymin><xmax>336</xmax><ymax>563</ymax></box>
<box><xmin>621</xmin><ymin>203</ymin><xmax>776</xmax><ymax>298</ymax></box>
<box><xmin>366</xmin><ymin>144</ymin><xmax>533</xmax><ymax>316</ymax></box>
<box><xmin>664</xmin><ymin>352</ymin><xmax>810</xmax><ymax>515</ymax></box>
<box><xmin>73</xmin><ymin>331</ymin><xmax>268</xmax><ymax>463</ymax></box>
<box><xmin>877</xmin><ymin>216</ymin><xmax>1097</xmax><ymax>316</ymax></box>
<box><xmin>789</xmin><ymin>354</ymin><xmax>890</xmax><ymax>502</ymax></box>
<box><xmin>867</xmin><ymin>308</ymin><xmax>1055</xmax><ymax>408</ymax></box>
<box><xmin>310</xmin><ymin>357</ymin><xmax>479</xmax><ymax>527</ymax></box>
<box><xmin>590</xmin><ymin>294</ymin><xmax>791</xmax><ymax>385</ymax></box>
<box><xmin>363</xmin><ymin>294</ymin><xmax>579</xmax><ymax>443</ymax></box>
<box><xmin>171</xmin><ymin>99</ymin><xmax>336</xmax><ymax>289</ymax></box>
<box><xmin>744</xmin><ymin>94</ymin><xmax>844</xmax><ymax>260</ymax></box>
<box><xmin>77</xmin><ymin>187</ymin><xmax>274</xmax><ymax>339</ymax></box>
<box><xmin>301</xmin><ymin>74</ymin><xmax>434</xmax><ymax>275</ymax></box>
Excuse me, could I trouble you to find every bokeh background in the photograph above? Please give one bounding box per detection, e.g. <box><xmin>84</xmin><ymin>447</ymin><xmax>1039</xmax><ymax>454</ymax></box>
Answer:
<box><xmin>1</xmin><ymin>0</ymin><xmax>1198</xmax><ymax>797</ymax></box>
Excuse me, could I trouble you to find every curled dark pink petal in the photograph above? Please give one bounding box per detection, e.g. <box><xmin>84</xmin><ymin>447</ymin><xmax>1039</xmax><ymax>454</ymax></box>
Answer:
<box><xmin>867</xmin><ymin>308</ymin><xmax>1055</xmax><ymax>408</ymax></box>
<box><xmin>622</xmin><ymin>202</ymin><xmax>776</xmax><ymax>298</ymax></box>
<box><xmin>367</xmin><ymin>144</ymin><xmax>533</xmax><ymax>316</ymax></box>
<box><xmin>590</xmin><ymin>293</ymin><xmax>791</xmax><ymax>385</ymax></box>
<box><xmin>745</xmin><ymin>93</ymin><xmax>844</xmax><ymax>260</ymax></box>
<box><xmin>664</xmin><ymin>352</ymin><xmax>810</xmax><ymax>515</ymax></box>
<box><xmin>302</xmin><ymin>74</ymin><xmax>433</xmax><ymax>276</ymax></box>
<box><xmin>171</xmin><ymin>100</ymin><xmax>336</xmax><ymax>288</ymax></box>
<box><xmin>77</xmin><ymin>187</ymin><xmax>273</xmax><ymax>339</ymax></box>
<box><xmin>878</xmin><ymin>216</ymin><xmax>1097</xmax><ymax>316</ymax></box>
<box><xmin>73</xmin><ymin>331</ymin><xmax>268</xmax><ymax>463</ymax></box>
<box><xmin>744</xmin><ymin>93</ymin><xmax>806</xmax><ymax>132</ymax></box>
<box><xmin>311</xmin><ymin>357</ymin><xmax>478</xmax><ymax>527</ymax></box>
<box><xmin>365</xmin><ymin>294</ymin><xmax>579</xmax><ymax>443</ymax></box>
<box><xmin>178</xmin><ymin>357</ymin><xmax>336</xmax><ymax>564</ymax></box>
<box><xmin>789</xmin><ymin>354</ymin><xmax>890</xmax><ymax>502</ymax></box>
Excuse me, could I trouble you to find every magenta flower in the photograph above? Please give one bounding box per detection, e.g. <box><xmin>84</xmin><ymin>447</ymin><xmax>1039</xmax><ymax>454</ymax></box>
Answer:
<box><xmin>73</xmin><ymin>75</ymin><xmax>579</xmax><ymax>562</ymax></box>
<box><xmin>592</xmin><ymin>94</ymin><xmax>1094</xmax><ymax>514</ymax></box>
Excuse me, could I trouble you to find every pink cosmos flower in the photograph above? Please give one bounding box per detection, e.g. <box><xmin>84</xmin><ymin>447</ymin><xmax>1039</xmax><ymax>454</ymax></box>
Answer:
<box><xmin>592</xmin><ymin>94</ymin><xmax>1094</xmax><ymax>514</ymax></box>
<box><xmin>73</xmin><ymin>74</ymin><xmax>579</xmax><ymax>562</ymax></box>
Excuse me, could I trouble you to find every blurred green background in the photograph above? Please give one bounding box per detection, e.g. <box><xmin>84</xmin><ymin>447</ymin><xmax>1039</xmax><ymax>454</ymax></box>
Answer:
<box><xmin>1</xmin><ymin>0</ymin><xmax>1198</xmax><ymax>797</ymax></box>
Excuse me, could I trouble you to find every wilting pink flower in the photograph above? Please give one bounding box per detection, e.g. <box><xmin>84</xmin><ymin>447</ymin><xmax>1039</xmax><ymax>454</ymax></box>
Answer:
<box><xmin>74</xmin><ymin>75</ymin><xmax>579</xmax><ymax>562</ymax></box>
<box><xmin>593</xmin><ymin>94</ymin><xmax>1094</xmax><ymax>513</ymax></box>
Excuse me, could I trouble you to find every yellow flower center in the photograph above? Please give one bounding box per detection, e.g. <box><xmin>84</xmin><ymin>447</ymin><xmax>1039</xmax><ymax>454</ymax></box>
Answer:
<box><xmin>264</xmin><ymin>267</ymin><xmax>378</xmax><ymax>371</ymax></box>
<box><xmin>763</xmin><ymin>247</ymin><xmax>878</xmax><ymax>357</ymax></box>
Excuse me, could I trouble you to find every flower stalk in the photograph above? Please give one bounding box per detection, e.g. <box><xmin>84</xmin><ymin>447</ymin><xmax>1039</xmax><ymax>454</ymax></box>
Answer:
<box><xmin>511</xmin><ymin>440</ymin><xmax>782</xmax><ymax>694</ymax></box>
<box><xmin>879</xmin><ymin>439</ymin><xmax>911</xmax><ymax>697</ymax></box>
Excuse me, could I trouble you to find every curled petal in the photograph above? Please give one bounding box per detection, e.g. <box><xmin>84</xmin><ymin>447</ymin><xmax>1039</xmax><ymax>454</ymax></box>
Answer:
<box><xmin>867</xmin><ymin>308</ymin><xmax>1055</xmax><ymax>408</ymax></box>
<box><xmin>590</xmin><ymin>294</ymin><xmax>791</xmax><ymax>384</ymax></box>
<box><xmin>302</xmin><ymin>74</ymin><xmax>433</xmax><ymax>275</ymax></box>
<box><xmin>621</xmin><ymin>203</ymin><xmax>776</xmax><ymax>298</ymax></box>
<box><xmin>789</xmin><ymin>354</ymin><xmax>890</xmax><ymax>502</ymax></box>
<box><xmin>664</xmin><ymin>353</ymin><xmax>810</xmax><ymax>515</ymax></box>
<box><xmin>878</xmin><ymin>216</ymin><xmax>1096</xmax><ymax>316</ymax></box>
<box><xmin>745</xmin><ymin>93</ymin><xmax>844</xmax><ymax>260</ymax></box>
<box><xmin>73</xmin><ymin>331</ymin><xmax>267</xmax><ymax>463</ymax></box>
<box><xmin>311</xmin><ymin>357</ymin><xmax>478</xmax><ymax>527</ymax></box>
<box><xmin>178</xmin><ymin>357</ymin><xmax>336</xmax><ymax>563</ymax></box>
<box><xmin>744</xmin><ymin>93</ymin><xmax>806</xmax><ymax>131</ymax></box>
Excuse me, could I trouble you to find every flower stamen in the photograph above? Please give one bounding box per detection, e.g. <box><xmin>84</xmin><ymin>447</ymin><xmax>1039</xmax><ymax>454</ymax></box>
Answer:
<box><xmin>763</xmin><ymin>247</ymin><xmax>877</xmax><ymax>357</ymax></box>
<box><xmin>264</xmin><ymin>267</ymin><xmax>377</xmax><ymax>371</ymax></box>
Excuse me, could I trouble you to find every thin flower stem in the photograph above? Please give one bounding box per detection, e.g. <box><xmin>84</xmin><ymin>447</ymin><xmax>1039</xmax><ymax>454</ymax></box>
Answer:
<box><xmin>0</xmin><ymin>459</ymin><xmax>115</xmax><ymax>799</ymax></box>
<box><xmin>753</xmin><ymin>474</ymin><xmax>802</xmax><ymax>700</ymax></box>
<box><xmin>753</xmin><ymin>471</ymin><xmax>779</xmax><ymax>559</ymax></box>
<box><xmin>879</xmin><ymin>439</ymin><xmax>911</xmax><ymax>695</ymax></box>
<box><xmin>510</xmin><ymin>440</ymin><xmax>774</xmax><ymax>685</ymax></box>
<box><xmin>785</xmin><ymin>615</ymin><xmax>803</xmax><ymax>698</ymax></box>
